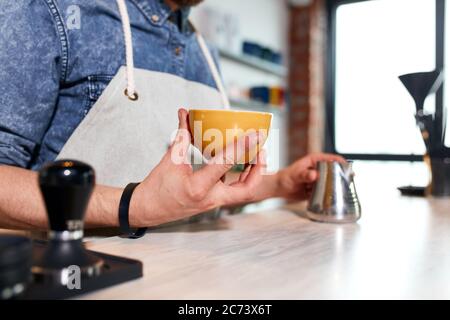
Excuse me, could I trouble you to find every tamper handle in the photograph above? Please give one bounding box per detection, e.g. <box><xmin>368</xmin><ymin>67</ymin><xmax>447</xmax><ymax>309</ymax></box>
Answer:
<box><xmin>38</xmin><ymin>160</ymin><xmax>95</xmax><ymax>232</ymax></box>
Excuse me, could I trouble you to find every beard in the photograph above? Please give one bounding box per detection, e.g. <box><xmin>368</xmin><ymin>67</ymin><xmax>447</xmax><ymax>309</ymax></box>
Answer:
<box><xmin>170</xmin><ymin>0</ymin><xmax>204</xmax><ymax>7</ymax></box>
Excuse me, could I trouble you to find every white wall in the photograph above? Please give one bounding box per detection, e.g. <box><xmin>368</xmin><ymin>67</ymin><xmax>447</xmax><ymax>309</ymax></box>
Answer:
<box><xmin>191</xmin><ymin>0</ymin><xmax>289</xmax><ymax>53</ymax></box>
<box><xmin>190</xmin><ymin>0</ymin><xmax>289</xmax><ymax>88</ymax></box>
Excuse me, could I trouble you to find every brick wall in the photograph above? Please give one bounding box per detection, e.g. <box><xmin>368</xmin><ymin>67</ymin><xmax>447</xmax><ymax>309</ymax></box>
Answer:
<box><xmin>288</xmin><ymin>0</ymin><xmax>327</xmax><ymax>162</ymax></box>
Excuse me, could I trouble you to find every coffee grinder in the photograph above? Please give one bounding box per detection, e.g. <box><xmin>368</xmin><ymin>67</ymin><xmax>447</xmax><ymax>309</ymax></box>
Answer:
<box><xmin>398</xmin><ymin>70</ymin><xmax>450</xmax><ymax>197</ymax></box>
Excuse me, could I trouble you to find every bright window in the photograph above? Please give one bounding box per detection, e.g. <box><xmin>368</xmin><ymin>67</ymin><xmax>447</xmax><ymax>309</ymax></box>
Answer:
<box><xmin>334</xmin><ymin>0</ymin><xmax>437</xmax><ymax>155</ymax></box>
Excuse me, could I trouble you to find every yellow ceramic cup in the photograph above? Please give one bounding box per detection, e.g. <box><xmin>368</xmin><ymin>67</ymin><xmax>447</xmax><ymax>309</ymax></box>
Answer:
<box><xmin>188</xmin><ymin>109</ymin><xmax>272</xmax><ymax>164</ymax></box>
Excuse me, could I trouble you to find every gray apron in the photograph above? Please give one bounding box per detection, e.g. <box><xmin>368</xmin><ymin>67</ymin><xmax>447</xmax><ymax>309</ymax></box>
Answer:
<box><xmin>57</xmin><ymin>0</ymin><xmax>230</xmax><ymax>188</ymax></box>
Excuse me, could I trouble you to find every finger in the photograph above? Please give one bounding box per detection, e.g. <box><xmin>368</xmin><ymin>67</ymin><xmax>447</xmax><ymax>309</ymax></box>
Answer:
<box><xmin>168</xmin><ymin>108</ymin><xmax>191</xmax><ymax>165</ymax></box>
<box><xmin>257</xmin><ymin>149</ymin><xmax>268</xmax><ymax>175</ymax></box>
<box><xmin>192</xmin><ymin>131</ymin><xmax>263</xmax><ymax>190</ymax></box>
<box><xmin>294</xmin><ymin>153</ymin><xmax>345</xmax><ymax>173</ymax></box>
<box><xmin>307</xmin><ymin>153</ymin><xmax>346</xmax><ymax>166</ymax></box>
<box><xmin>238</xmin><ymin>164</ymin><xmax>252</xmax><ymax>183</ymax></box>
<box><xmin>240</xmin><ymin>154</ymin><xmax>264</xmax><ymax>186</ymax></box>
<box><xmin>233</xmin><ymin>149</ymin><xmax>266</xmax><ymax>185</ymax></box>
<box><xmin>300</xmin><ymin>169</ymin><xmax>319</xmax><ymax>183</ymax></box>
<box><xmin>225</xmin><ymin>151</ymin><xmax>265</xmax><ymax>202</ymax></box>
<box><xmin>299</xmin><ymin>169</ymin><xmax>318</xmax><ymax>183</ymax></box>
<box><xmin>222</xmin><ymin>168</ymin><xmax>263</xmax><ymax>204</ymax></box>
<box><xmin>241</xmin><ymin>149</ymin><xmax>267</xmax><ymax>182</ymax></box>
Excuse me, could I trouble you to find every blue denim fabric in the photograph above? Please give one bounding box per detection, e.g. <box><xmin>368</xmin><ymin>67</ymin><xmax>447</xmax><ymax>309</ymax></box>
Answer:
<box><xmin>0</xmin><ymin>0</ymin><xmax>219</xmax><ymax>169</ymax></box>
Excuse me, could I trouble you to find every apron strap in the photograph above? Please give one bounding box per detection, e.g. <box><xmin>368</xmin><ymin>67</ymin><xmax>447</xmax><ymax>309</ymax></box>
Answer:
<box><xmin>116</xmin><ymin>0</ymin><xmax>137</xmax><ymax>100</ymax></box>
<box><xmin>116</xmin><ymin>0</ymin><xmax>229</xmax><ymax>107</ymax></box>
<box><xmin>195</xmin><ymin>33</ymin><xmax>230</xmax><ymax>109</ymax></box>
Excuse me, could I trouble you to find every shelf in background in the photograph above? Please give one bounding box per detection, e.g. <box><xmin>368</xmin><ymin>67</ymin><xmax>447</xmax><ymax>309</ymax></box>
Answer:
<box><xmin>218</xmin><ymin>48</ymin><xmax>287</xmax><ymax>78</ymax></box>
<box><xmin>229</xmin><ymin>98</ymin><xmax>286</xmax><ymax>115</ymax></box>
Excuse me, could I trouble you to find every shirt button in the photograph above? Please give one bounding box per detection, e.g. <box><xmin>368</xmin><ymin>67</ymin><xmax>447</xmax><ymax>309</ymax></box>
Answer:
<box><xmin>175</xmin><ymin>47</ymin><xmax>182</xmax><ymax>56</ymax></box>
<box><xmin>151</xmin><ymin>15</ymin><xmax>160</xmax><ymax>23</ymax></box>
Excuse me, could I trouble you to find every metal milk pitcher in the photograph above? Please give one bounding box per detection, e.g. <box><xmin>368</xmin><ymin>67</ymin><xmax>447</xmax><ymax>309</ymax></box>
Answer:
<box><xmin>307</xmin><ymin>161</ymin><xmax>361</xmax><ymax>223</ymax></box>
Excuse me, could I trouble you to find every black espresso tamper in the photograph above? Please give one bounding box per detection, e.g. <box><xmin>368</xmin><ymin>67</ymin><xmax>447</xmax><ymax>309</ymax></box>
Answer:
<box><xmin>32</xmin><ymin>160</ymin><xmax>104</xmax><ymax>286</ymax></box>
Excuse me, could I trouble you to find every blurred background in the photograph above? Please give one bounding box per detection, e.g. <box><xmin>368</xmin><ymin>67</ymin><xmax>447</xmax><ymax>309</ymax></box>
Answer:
<box><xmin>190</xmin><ymin>0</ymin><xmax>450</xmax><ymax>209</ymax></box>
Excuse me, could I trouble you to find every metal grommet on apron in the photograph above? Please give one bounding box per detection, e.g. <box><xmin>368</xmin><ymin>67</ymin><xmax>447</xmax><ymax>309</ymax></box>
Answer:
<box><xmin>124</xmin><ymin>89</ymin><xmax>138</xmax><ymax>101</ymax></box>
<box><xmin>57</xmin><ymin>0</ymin><xmax>230</xmax><ymax>188</ymax></box>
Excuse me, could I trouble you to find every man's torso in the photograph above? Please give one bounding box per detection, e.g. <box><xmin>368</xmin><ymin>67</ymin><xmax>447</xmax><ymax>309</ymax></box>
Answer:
<box><xmin>0</xmin><ymin>0</ymin><xmax>217</xmax><ymax>169</ymax></box>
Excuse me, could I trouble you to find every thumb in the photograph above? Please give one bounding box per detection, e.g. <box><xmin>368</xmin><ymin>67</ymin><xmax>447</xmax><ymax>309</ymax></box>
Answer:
<box><xmin>169</xmin><ymin>108</ymin><xmax>191</xmax><ymax>165</ymax></box>
<box><xmin>177</xmin><ymin>108</ymin><xmax>189</xmax><ymax>131</ymax></box>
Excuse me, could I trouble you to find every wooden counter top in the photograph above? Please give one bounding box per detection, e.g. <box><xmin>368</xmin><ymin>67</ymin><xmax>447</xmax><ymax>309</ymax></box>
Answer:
<box><xmin>1</xmin><ymin>161</ymin><xmax>446</xmax><ymax>299</ymax></box>
<box><xmin>81</xmin><ymin>184</ymin><xmax>450</xmax><ymax>299</ymax></box>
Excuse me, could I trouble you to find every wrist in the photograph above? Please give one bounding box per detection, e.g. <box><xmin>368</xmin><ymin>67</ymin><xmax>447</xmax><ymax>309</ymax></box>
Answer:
<box><xmin>118</xmin><ymin>183</ymin><xmax>148</xmax><ymax>238</ymax></box>
<box><xmin>129</xmin><ymin>180</ymin><xmax>177</xmax><ymax>228</ymax></box>
<box><xmin>254</xmin><ymin>171</ymin><xmax>284</xmax><ymax>201</ymax></box>
<box><xmin>270</xmin><ymin>171</ymin><xmax>285</xmax><ymax>198</ymax></box>
<box><xmin>128</xmin><ymin>183</ymin><xmax>149</xmax><ymax>228</ymax></box>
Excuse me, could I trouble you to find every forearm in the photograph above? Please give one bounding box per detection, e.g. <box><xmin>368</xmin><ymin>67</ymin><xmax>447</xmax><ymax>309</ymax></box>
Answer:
<box><xmin>0</xmin><ymin>165</ymin><xmax>122</xmax><ymax>230</ymax></box>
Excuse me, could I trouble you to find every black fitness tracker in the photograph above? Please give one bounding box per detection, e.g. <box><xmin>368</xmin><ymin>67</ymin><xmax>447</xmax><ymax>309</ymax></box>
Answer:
<box><xmin>119</xmin><ymin>182</ymin><xmax>148</xmax><ymax>239</ymax></box>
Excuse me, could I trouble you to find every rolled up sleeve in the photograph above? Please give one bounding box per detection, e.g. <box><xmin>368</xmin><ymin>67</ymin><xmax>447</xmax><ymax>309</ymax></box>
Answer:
<box><xmin>0</xmin><ymin>1</ymin><xmax>61</xmax><ymax>168</ymax></box>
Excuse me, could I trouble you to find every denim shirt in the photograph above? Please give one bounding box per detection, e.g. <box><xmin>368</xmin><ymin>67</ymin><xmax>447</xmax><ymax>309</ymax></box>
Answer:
<box><xmin>0</xmin><ymin>0</ymin><xmax>219</xmax><ymax>169</ymax></box>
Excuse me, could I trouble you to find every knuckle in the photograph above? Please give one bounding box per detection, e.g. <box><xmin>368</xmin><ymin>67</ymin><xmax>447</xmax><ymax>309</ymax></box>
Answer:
<box><xmin>186</xmin><ymin>185</ymin><xmax>207</xmax><ymax>201</ymax></box>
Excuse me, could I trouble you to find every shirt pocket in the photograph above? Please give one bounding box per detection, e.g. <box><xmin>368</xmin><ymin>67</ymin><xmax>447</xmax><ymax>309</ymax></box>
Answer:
<box><xmin>84</xmin><ymin>74</ymin><xmax>114</xmax><ymax>115</ymax></box>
